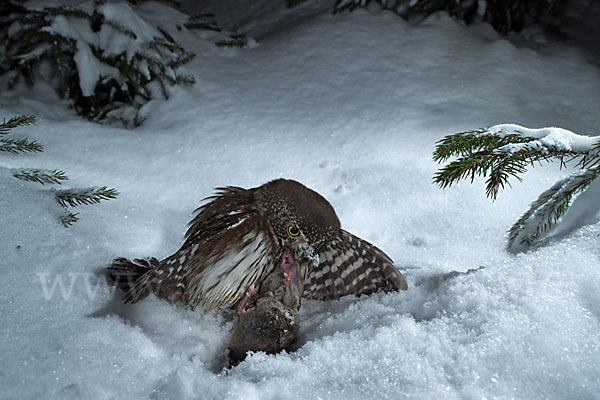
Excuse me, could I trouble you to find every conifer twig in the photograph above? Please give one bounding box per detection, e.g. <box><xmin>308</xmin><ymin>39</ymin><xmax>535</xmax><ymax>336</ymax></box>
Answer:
<box><xmin>433</xmin><ymin>130</ymin><xmax>579</xmax><ymax>199</ymax></box>
<box><xmin>55</xmin><ymin>186</ymin><xmax>119</xmax><ymax>207</ymax></box>
<box><xmin>507</xmin><ymin>167</ymin><xmax>600</xmax><ymax>247</ymax></box>
<box><xmin>0</xmin><ymin>115</ymin><xmax>37</xmax><ymax>135</ymax></box>
<box><xmin>1</xmin><ymin>114</ymin><xmax>118</xmax><ymax>227</ymax></box>
<box><xmin>3</xmin><ymin>3</ymin><xmax>195</xmax><ymax>126</ymax></box>
<box><xmin>13</xmin><ymin>168</ymin><xmax>68</xmax><ymax>185</ymax></box>
<box><xmin>434</xmin><ymin>124</ymin><xmax>600</xmax><ymax>249</ymax></box>
<box><xmin>184</xmin><ymin>13</ymin><xmax>220</xmax><ymax>32</ymax></box>
<box><xmin>59</xmin><ymin>211</ymin><xmax>80</xmax><ymax>227</ymax></box>
<box><xmin>0</xmin><ymin>138</ymin><xmax>43</xmax><ymax>153</ymax></box>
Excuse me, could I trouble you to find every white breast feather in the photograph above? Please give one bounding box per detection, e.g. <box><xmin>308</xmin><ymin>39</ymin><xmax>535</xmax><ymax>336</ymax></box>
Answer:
<box><xmin>189</xmin><ymin>231</ymin><xmax>269</xmax><ymax>310</ymax></box>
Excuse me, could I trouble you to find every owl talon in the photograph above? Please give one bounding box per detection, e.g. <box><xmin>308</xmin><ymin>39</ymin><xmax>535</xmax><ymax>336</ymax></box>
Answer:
<box><xmin>237</xmin><ymin>284</ymin><xmax>255</xmax><ymax>315</ymax></box>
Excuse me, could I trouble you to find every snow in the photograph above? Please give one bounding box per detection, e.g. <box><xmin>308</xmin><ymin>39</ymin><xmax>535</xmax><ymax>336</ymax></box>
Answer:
<box><xmin>41</xmin><ymin>0</ymin><xmax>190</xmax><ymax>100</ymax></box>
<box><xmin>1</xmin><ymin>1</ymin><xmax>600</xmax><ymax>399</ymax></box>
<box><xmin>489</xmin><ymin>124</ymin><xmax>600</xmax><ymax>154</ymax></box>
<box><xmin>507</xmin><ymin>167</ymin><xmax>599</xmax><ymax>251</ymax></box>
<box><xmin>73</xmin><ymin>41</ymin><xmax>119</xmax><ymax>96</ymax></box>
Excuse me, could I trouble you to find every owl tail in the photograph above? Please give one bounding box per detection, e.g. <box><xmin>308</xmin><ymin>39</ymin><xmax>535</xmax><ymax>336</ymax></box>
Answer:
<box><xmin>108</xmin><ymin>257</ymin><xmax>159</xmax><ymax>302</ymax></box>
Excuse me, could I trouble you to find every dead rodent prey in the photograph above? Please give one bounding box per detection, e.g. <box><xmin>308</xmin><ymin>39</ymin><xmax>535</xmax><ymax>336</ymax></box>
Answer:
<box><xmin>228</xmin><ymin>248</ymin><xmax>303</xmax><ymax>362</ymax></box>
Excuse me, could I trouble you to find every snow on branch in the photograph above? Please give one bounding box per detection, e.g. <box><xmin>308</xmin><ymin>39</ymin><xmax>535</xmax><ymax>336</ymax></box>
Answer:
<box><xmin>486</xmin><ymin>124</ymin><xmax>600</xmax><ymax>154</ymax></box>
<box><xmin>333</xmin><ymin>0</ymin><xmax>561</xmax><ymax>35</ymax></box>
<box><xmin>434</xmin><ymin>124</ymin><xmax>600</xmax><ymax>250</ymax></box>
<box><xmin>1</xmin><ymin>1</ymin><xmax>195</xmax><ymax>127</ymax></box>
<box><xmin>507</xmin><ymin>167</ymin><xmax>600</xmax><ymax>248</ymax></box>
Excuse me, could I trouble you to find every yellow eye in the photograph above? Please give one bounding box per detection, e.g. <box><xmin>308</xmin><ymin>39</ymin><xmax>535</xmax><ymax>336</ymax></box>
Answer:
<box><xmin>288</xmin><ymin>225</ymin><xmax>300</xmax><ymax>237</ymax></box>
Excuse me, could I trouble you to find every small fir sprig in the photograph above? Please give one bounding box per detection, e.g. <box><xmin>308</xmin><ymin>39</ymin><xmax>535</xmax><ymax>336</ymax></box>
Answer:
<box><xmin>184</xmin><ymin>13</ymin><xmax>220</xmax><ymax>31</ymax></box>
<box><xmin>333</xmin><ymin>0</ymin><xmax>561</xmax><ymax>36</ymax></box>
<box><xmin>0</xmin><ymin>115</ymin><xmax>42</xmax><ymax>154</ymax></box>
<box><xmin>2</xmin><ymin>114</ymin><xmax>119</xmax><ymax>227</ymax></box>
<box><xmin>55</xmin><ymin>187</ymin><xmax>119</xmax><ymax>208</ymax></box>
<box><xmin>0</xmin><ymin>138</ymin><xmax>43</xmax><ymax>154</ymax></box>
<box><xmin>507</xmin><ymin>167</ymin><xmax>600</xmax><ymax>247</ymax></box>
<box><xmin>216</xmin><ymin>34</ymin><xmax>249</xmax><ymax>48</ymax></box>
<box><xmin>59</xmin><ymin>211</ymin><xmax>80</xmax><ymax>227</ymax></box>
<box><xmin>433</xmin><ymin>124</ymin><xmax>600</xmax><ymax>250</ymax></box>
<box><xmin>13</xmin><ymin>168</ymin><xmax>68</xmax><ymax>185</ymax></box>
<box><xmin>0</xmin><ymin>115</ymin><xmax>37</xmax><ymax>135</ymax></box>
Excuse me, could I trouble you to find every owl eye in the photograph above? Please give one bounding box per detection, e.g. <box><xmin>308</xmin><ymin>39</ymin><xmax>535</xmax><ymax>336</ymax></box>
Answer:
<box><xmin>288</xmin><ymin>225</ymin><xmax>300</xmax><ymax>237</ymax></box>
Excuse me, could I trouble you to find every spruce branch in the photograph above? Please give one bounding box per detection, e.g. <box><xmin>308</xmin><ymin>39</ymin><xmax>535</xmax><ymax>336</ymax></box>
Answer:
<box><xmin>166</xmin><ymin>51</ymin><xmax>195</xmax><ymax>69</ymax></box>
<box><xmin>0</xmin><ymin>138</ymin><xmax>43</xmax><ymax>153</ymax></box>
<box><xmin>216</xmin><ymin>34</ymin><xmax>248</xmax><ymax>48</ymax></box>
<box><xmin>508</xmin><ymin>167</ymin><xmax>600</xmax><ymax>248</ymax></box>
<box><xmin>2</xmin><ymin>2</ymin><xmax>195</xmax><ymax>126</ymax></box>
<box><xmin>434</xmin><ymin>124</ymin><xmax>600</xmax><ymax>249</ymax></box>
<box><xmin>433</xmin><ymin>127</ymin><xmax>584</xmax><ymax>200</ymax></box>
<box><xmin>333</xmin><ymin>0</ymin><xmax>561</xmax><ymax>36</ymax></box>
<box><xmin>104</xmin><ymin>20</ymin><xmax>138</xmax><ymax>40</ymax></box>
<box><xmin>0</xmin><ymin>115</ymin><xmax>37</xmax><ymax>135</ymax></box>
<box><xmin>46</xmin><ymin>6</ymin><xmax>92</xmax><ymax>20</ymax></box>
<box><xmin>59</xmin><ymin>211</ymin><xmax>80</xmax><ymax>227</ymax></box>
<box><xmin>184</xmin><ymin>13</ymin><xmax>220</xmax><ymax>32</ymax></box>
<box><xmin>157</xmin><ymin>27</ymin><xmax>175</xmax><ymax>43</ymax></box>
<box><xmin>13</xmin><ymin>168</ymin><xmax>68</xmax><ymax>185</ymax></box>
<box><xmin>0</xmin><ymin>113</ymin><xmax>118</xmax><ymax>227</ymax></box>
<box><xmin>432</xmin><ymin>129</ymin><xmax>532</xmax><ymax>162</ymax></box>
<box><xmin>55</xmin><ymin>186</ymin><xmax>119</xmax><ymax>207</ymax></box>
<box><xmin>174</xmin><ymin>73</ymin><xmax>195</xmax><ymax>86</ymax></box>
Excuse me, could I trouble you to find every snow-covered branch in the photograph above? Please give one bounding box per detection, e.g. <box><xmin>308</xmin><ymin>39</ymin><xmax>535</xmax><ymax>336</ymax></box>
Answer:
<box><xmin>508</xmin><ymin>167</ymin><xmax>600</xmax><ymax>249</ymax></box>
<box><xmin>434</xmin><ymin>124</ymin><xmax>600</xmax><ymax>250</ymax></box>
<box><xmin>1</xmin><ymin>1</ymin><xmax>195</xmax><ymax>126</ymax></box>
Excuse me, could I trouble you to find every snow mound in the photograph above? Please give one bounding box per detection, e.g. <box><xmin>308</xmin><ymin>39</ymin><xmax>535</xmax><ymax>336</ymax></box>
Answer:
<box><xmin>1</xmin><ymin>3</ymin><xmax>600</xmax><ymax>399</ymax></box>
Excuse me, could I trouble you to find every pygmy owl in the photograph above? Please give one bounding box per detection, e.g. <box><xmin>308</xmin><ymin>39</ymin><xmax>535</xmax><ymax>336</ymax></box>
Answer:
<box><xmin>110</xmin><ymin>179</ymin><xmax>407</xmax><ymax>311</ymax></box>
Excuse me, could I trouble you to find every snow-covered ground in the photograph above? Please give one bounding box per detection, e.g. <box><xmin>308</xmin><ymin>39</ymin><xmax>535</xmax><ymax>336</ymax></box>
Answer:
<box><xmin>1</xmin><ymin>2</ymin><xmax>599</xmax><ymax>399</ymax></box>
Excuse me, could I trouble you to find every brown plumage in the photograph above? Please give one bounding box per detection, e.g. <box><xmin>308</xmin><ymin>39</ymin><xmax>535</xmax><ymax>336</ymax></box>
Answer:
<box><xmin>109</xmin><ymin>179</ymin><xmax>407</xmax><ymax>312</ymax></box>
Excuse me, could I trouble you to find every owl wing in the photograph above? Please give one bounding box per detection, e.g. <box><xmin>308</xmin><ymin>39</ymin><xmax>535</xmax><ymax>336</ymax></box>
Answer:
<box><xmin>124</xmin><ymin>218</ymin><xmax>276</xmax><ymax>312</ymax></box>
<box><xmin>303</xmin><ymin>230</ymin><xmax>407</xmax><ymax>300</ymax></box>
<box><xmin>115</xmin><ymin>187</ymin><xmax>277</xmax><ymax>311</ymax></box>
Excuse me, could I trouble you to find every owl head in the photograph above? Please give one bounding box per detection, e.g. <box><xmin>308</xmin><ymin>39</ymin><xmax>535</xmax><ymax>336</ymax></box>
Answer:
<box><xmin>254</xmin><ymin>179</ymin><xmax>341</xmax><ymax>260</ymax></box>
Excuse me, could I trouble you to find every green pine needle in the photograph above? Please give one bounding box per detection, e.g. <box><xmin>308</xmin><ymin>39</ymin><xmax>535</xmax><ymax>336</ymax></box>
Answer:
<box><xmin>55</xmin><ymin>186</ymin><xmax>119</xmax><ymax>208</ymax></box>
<box><xmin>507</xmin><ymin>167</ymin><xmax>600</xmax><ymax>247</ymax></box>
<box><xmin>59</xmin><ymin>211</ymin><xmax>80</xmax><ymax>227</ymax></box>
<box><xmin>13</xmin><ymin>168</ymin><xmax>68</xmax><ymax>185</ymax></box>
<box><xmin>0</xmin><ymin>138</ymin><xmax>44</xmax><ymax>153</ymax></box>
<box><xmin>216</xmin><ymin>34</ymin><xmax>248</xmax><ymax>48</ymax></box>
<box><xmin>104</xmin><ymin>20</ymin><xmax>138</xmax><ymax>40</ymax></box>
<box><xmin>174</xmin><ymin>73</ymin><xmax>196</xmax><ymax>86</ymax></box>
<box><xmin>0</xmin><ymin>115</ymin><xmax>37</xmax><ymax>135</ymax></box>
<box><xmin>184</xmin><ymin>13</ymin><xmax>220</xmax><ymax>32</ymax></box>
<box><xmin>433</xmin><ymin>130</ymin><xmax>578</xmax><ymax>200</ymax></box>
<box><xmin>48</xmin><ymin>6</ymin><xmax>91</xmax><ymax>20</ymax></box>
<box><xmin>4</xmin><ymin>3</ymin><xmax>195</xmax><ymax>126</ymax></box>
<box><xmin>434</xmin><ymin>126</ymin><xmax>600</xmax><ymax>249</ymax></box>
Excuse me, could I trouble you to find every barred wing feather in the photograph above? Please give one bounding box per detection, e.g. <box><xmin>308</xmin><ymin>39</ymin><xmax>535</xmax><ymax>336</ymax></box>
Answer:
<box><xmin>304</xmin><ymin>230</ymin><xmax>407</xmax><ymax>300</ymax></box>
